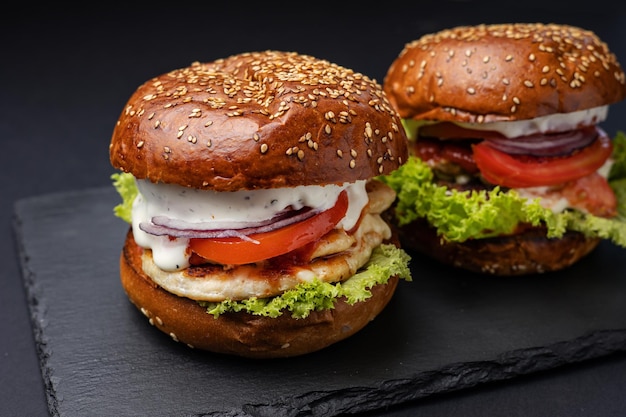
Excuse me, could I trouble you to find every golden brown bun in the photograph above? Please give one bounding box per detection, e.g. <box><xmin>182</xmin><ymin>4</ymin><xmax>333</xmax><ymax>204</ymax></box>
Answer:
<box><xmin>120</xmin><ymin>230</ymin><xmax>399</xmax><ymax>358</ymax></box>
<box><xmin>384</xmin><ymin>23</ymin><xmax>626</xmax><ymax>123</ymax></box>
<box><xmin>110</xmin><ymin>51</ymin><xmax>408</xmax><ymax>191</ymax></box>
<box><xmin>398</xmin><ymin>219</ymin><xmax>600</xmax><ymax>276</ymax></box>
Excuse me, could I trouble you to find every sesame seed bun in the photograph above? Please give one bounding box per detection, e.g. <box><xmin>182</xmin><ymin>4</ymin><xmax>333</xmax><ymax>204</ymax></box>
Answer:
<box><xmin>110</xmin><ymin>51</ymin><xmax>408</xmax><ymax>191</ymax></box>
<box><xmin>384</xmin><ymin>23</ymin><xmax>626</xmax><ymax>123</ymax></box>
<box><xmin>120</xmin><ymin>229</ymin><xmax>400</xmax><ymax>358</ymax></box>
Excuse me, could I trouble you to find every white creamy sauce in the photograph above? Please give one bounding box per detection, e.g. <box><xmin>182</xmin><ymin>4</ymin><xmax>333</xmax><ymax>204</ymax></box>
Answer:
<box><xmin>132</xmin><ymin>180</ymin><xmax>369</xmax><ymax>271</ymax></box>
<box><xmin>410</xmin><ymin>106</ymin><xmax>608</xmax><ymax>139</ymax></box>
<box><xmin>455</xmin><ymin>106</ymin><xmax>608</xmax><ymax>138</ymax></box>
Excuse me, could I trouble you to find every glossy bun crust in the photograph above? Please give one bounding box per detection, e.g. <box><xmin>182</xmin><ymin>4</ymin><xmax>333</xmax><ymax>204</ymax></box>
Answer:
<box><xmin>384</xmin><ymin>23</ymin><xmax>626</xmax><ymax>123</ymax></box>
<box><xmin>120</xmin><ymin>230</ymin><xmax>399</xmax><ymax>358</ymax></box>
<box><xmin>110</xmin><ymin>51</ymin><xmax>408</xmax><ymax>191</ymax></box>
<box><xmin>398</xmin><ymin>219</ymin><xmax>600</xmax><ymax>276</ymax></box>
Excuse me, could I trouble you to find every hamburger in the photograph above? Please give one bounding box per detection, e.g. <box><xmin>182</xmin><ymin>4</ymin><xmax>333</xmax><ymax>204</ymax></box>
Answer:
<box><xmin>109</xmin><ymin>51</ymin><xmax>411</xmax><ymax>358</ymax></box>
<box><xmin>381</xmin><ymin>23</ymin><xmax>626</xmax><ymax>275</ymax></box>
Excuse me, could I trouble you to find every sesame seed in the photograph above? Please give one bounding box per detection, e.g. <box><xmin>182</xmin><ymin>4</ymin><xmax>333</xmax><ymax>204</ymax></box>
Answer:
<box><xmin>260</xmin><ymin>143</ymin><xmax>268</xmax><ymax>154</ymax></box>
<box><xmin>365</xmin><ymin>123</ymin><xmax>373</xmax><ymax>139</ymax></box>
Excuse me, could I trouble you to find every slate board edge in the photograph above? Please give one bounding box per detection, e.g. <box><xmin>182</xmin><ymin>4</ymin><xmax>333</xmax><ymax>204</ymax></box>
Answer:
<box><xmin>12</xmin><ymin>206</ymin><xmax>61</xmax><ymax>416</ymax></box>
<box><xmin>242</xmin><ymin>329</ymin><xmax>626</xmax><ymax>417</ymax></box>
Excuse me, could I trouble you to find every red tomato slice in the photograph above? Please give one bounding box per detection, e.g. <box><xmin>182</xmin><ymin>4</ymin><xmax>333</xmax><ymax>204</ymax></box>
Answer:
<box><xmin>472</xmin><ymin>134</ymin><xmax>613</xmax><ymax>188</ymax></box>
<box><xmin>188</xmin><ymin>190</ymin><xmax>349</xmax><ymax>265</ymax></box>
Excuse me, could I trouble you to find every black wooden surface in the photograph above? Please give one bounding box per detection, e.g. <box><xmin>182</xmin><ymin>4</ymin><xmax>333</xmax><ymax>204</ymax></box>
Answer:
<box><xmin>13</xmin><ymin>186</ymin><xmax>626</xmax><ymax>416</ymax></box>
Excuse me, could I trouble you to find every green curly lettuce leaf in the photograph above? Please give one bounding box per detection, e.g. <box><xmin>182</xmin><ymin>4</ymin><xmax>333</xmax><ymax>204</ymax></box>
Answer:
<box><xmin>111</xmin><ymin>172</ymin><xmax>137</xmax><ymax>224</ymax></box>
<box><xmin>379</xmin><ymin>131</ymin><xmax>626</xmax><ymax>247</ymax></box>
<box><xmin>199</xmin><ymin>244</ymin><xmax>412</xmax><ymax>319</ymax></box>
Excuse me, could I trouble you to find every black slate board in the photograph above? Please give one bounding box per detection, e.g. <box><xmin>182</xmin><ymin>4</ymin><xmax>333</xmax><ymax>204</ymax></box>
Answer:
<box><xmin>13</xmin><ymin>187</ymin><xmax>626</xmax><ymax>417</ymax></box>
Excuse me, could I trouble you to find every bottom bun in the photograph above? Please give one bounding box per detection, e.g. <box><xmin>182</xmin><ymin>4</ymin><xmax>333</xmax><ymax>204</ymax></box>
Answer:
<box><xmin>398</xmin><ymin>219</ymin><xmax>600</xmax><ymax>276</ymax></box>
<box><xmin>120</xmin><ymin>230</ymin><xmax>399</xmax><ymax>358</ymax></box>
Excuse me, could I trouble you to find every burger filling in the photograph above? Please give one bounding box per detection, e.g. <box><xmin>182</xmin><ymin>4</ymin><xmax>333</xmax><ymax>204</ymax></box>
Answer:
<box><xmin>404</xmin><ymin>106</ymin><xmax>617</xmax><ymax>217</ymax></box>
<box><xmin>112</xmin><ymin>174</ymin><xmax>405</xmax><ymax>302</ymax></box>
<box><xmin>379</xmin><ymin>108</ymin><xmax>626</xmax><ymax>247</ymax></box>
<box><xmin>142</xmin><ymin>181</ymin><xmax>395</xmax><ymax>301</ymax></box>
<box><xmin>131</xmin><ymin>178</ymin><xmax>369</xmax><ymax>271</ymax></box>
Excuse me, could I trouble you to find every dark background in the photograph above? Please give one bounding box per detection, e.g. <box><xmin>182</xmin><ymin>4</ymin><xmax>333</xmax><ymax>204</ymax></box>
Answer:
<box><xmin>3</xmin><ymin>4</ymin><xmax>626</xmax><ymax>416</ymax></box>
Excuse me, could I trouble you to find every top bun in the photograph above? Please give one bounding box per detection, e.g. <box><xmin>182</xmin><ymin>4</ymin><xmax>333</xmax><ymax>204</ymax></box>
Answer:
<box><xmin>384</xmin><ymin>23</ymin><xmax>626</xmax><ymax>123</ymax></box>
<box><xmin>110</xmin><ymin>51</ymin><xmax>408</xmax><ymax>191</ymax></box>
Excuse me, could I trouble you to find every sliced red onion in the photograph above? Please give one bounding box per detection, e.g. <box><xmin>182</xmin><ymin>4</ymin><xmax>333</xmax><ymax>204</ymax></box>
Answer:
<box><xmin>484</xmin><ymin>126</ymin><xmax>599</xmax><ymax>156</ymax></box>
<box><xmin>139</xmin><ymin>206</ymin><xmax>319</xmax><ymax>240</ymax></box>
<box><xmin>139</xmin><ymin>222</ymin><xmax>259</xmax><ymax>242</ymax></box>
<box><xmin>150</xmin><ymin>206</ymin><xmax>306</xmax><ymax>231</ymax></box>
